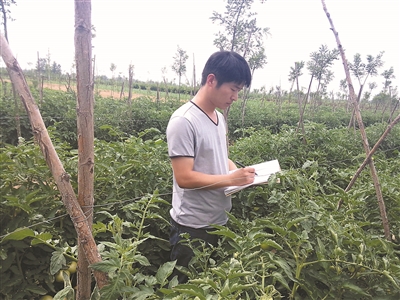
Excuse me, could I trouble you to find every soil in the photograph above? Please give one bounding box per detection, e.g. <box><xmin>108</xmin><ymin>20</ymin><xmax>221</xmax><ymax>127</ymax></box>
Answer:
<box><xmin>42</xmin><ymin>82</ymin><xmax>143</xmax><ymax>100</ymax></box>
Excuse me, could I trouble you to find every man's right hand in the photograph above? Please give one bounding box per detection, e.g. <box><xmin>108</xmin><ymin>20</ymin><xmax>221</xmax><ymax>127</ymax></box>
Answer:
<box><xmin>229</xmin><ymin>167</ymin><xmax>256</xmax><ymax>186</ymax></box>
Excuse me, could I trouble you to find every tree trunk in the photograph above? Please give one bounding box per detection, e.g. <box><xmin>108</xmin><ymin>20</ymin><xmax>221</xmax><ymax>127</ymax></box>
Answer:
<box><xmin>92</xmin><ymin>54</ymin><xmax>96</xmax><ymax>103</ymax></box>
<box><xmin>119</xmin><ymin>81</ymin><xmax>125</xmax><ymax>100</ymax></box>
<box><xmin>192</xmin><ymin>53</ymin><xmax>196</xmax><ymax>96</ymax></box>
<box><xmin>0</xmin><ymin>33</ymin><xmax>108</xmax><ymax>290</ymax></box>
<box><xmin>240</xmin><ymin>68</ymin><xmax>254</xmax><ymax>127</ymax></box>
<box><xmin>74</xmin><ymin>1</ymin><xmax>98</xmax><ymax>298</ymax></box>
<box><xmin>321</xmin><ymin>0</ymin><xmax>391</xmax><ymax>241</ymax></box>
<box><xmin>0</xmin><ymin>0</ymin><xmax>9</xmax><ymax>42</ymax></box>
<box><xmin>65</xmin><ymin>73</ymin><xmax>73</xmax><ymax>93</ymax></box>
<box><xmin>178</xmin><ymin>75</ymin><xmax>181</xmax><ymax>102</ymax></box>
<box><xmin>128</xmin><ymin>64</ymin><xmax>134</xmax><ymax>105</ymax></box>
<box><xmin>12</xmin><ymin>82</ymin><xmax>22</xmax><ymax>142</ymax></box>
<box><xmin>388</xmin><ymin>99</ymin><xmax>399</xmax><ymax>123</ymax></box>
<box><xmin>0</xmin><ymin>6</ymin><xmax>22</xmax><ymax>142</ymax></box>
<box><xmin>297</xmin><ymin>75</ymin><xmax>313</xmax><ymax>144</ymax></box>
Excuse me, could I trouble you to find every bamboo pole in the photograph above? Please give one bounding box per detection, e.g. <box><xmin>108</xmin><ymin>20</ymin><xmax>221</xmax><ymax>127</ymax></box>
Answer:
<box><xmin>74</xmin><ymin>0</ymin><xmax>97</xmax><ymax>298</ymax></box>
<box><xmin>321</xmin><ymin>0</ymin><xmax>391</xmax><ymax>240</ymax></box>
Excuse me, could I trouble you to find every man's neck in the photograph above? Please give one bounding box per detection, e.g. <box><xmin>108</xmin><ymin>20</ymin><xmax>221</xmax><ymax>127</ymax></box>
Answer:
<box><xmin>192</xmin><ymin>88</ymin><xmax>216</xmax><ymax>117</ymax></box>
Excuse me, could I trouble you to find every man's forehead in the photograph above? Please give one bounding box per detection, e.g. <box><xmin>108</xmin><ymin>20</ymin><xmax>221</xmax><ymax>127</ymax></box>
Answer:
<box><xmin>232</xmin><ymin>82</ymin><xmax>245</xmax><ymax>89</ymax></box>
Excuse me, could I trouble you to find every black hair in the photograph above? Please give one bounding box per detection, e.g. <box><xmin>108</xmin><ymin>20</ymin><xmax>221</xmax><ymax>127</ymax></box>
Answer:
<box><xmin>201</xmin><ymin>51</ymin><xmax>252</xmax><ymax>88</ymax></box>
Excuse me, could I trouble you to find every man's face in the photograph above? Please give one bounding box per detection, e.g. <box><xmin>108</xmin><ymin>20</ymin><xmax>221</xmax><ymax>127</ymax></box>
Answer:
<box><xmin>212</xmin><ymin>81</ymin><xmax>244</xmax><ymax>110</ymax></box>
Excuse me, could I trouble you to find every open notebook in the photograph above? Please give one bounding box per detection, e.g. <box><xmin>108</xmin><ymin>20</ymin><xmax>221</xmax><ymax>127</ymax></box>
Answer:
<box><xmin>224</xmin><ymin>159</ymin><xmax>281</xmax><ymax>196</ymax></box>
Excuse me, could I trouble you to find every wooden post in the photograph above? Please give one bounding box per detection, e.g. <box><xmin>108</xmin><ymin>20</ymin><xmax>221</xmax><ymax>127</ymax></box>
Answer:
<box><xmin>321</xmin><ymin>0</ymin><xmax>391</xmax><ymax>241</ymax></box>
<box><xmin>0</xmin><ymin>33</ymin><xmax>108</xmax><ymax>290</ymax></box>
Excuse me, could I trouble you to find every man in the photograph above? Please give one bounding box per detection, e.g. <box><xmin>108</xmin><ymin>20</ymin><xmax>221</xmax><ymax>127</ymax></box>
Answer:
<box><xmin>166</xmin><ymin>51</ymin><xmax>256</xmax><ymax>282</ymax></box>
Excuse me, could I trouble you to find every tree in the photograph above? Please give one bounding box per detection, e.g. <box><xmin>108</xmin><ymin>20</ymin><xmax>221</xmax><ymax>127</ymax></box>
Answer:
<box><xmin>288</xmin><ymin>61</ymin><xmax>306</xmax><ymax>140</ymax></box>
<box><xmin>297</xmin><ymin>45</ymin><xmax>339</xmax><ymax>136</ymax></box>
<box><xmin>127</xmin><ymin>63</ymin><xmax>134</xmax><ymax>105</ymax></box>
<box><xmin>171</xmin><ymin>45</ymin><xmax>188</xmax><ymax>101</ymax></box>
<box><xmin>110</xmin><ymin>63</ymin><xmax>117</xmax><ymax>96</ymax></box>
<box><xmin>211</xmin><ymin>0</ymin><xmax>268</xmax><ymax>57</ymax></box>
<box><xmin>51</xmin><ymin>61</ymin><xmax>62</xmax><ymax>75</ymax></box>
<box><xmin>348</xmin><ymin>52</ymin><xmax>384</xmax><ymax>125</ymax></box>
<box><xmin>306</xmin><ymin>45</ymin><xmax>339</xmax><ymax>99</ymax></box>
<box><xmin>288</xmin><ymin>61</ymin><xmax>304</xmax><ymax>95</ymax></box>
<box><xmin>349</xmin><ymin>52</ymin><xmax>384</xmax><ymax>100</ymax></box>
<box><xmin>240</xmin><ymin>45</ymin><xmax>267</xmax><ymax>125</ymax></box>
<box><xmin>381</xmin><ymin>67</ymin><xmax>395</xmax><ymax>92</ymax></box>
<box><xmin>0</xmin><ymin>0</ymin><xmax>16</xmax><ymax>42</ymax></box>
<box><xmin>36</xmin><ymin>57</ymin><xmax>47</xmax><ymax>74</ymax></box>
<box><xmin>210</xmin><ymin>0</ymin><xmax>269</xmax><ymax>127</ymax></box>
<box><xmin>161</xmin><ymin>66</ymin><xmax>169</xmax><ymax>100</ymax></box>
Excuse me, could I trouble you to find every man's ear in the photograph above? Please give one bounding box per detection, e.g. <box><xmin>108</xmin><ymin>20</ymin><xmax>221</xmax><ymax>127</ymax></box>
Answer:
<box><xmin>206</xmin><ymin>74</ymin><xmax>217</xmax><ymax>86</ymax></box>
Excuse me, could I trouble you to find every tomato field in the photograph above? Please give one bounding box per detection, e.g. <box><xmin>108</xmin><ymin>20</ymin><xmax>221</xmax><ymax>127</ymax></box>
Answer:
<box><xmin>1</xmin><ymin>86</ymin><xmax>400</xmax><ymax>299</ymax></box>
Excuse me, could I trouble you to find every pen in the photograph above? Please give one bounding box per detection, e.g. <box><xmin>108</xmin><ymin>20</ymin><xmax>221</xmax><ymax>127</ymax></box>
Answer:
<box><xmin>235</xmin><ymin>161</ymin><xmax>258</xmax><ymax>176</ymax></box>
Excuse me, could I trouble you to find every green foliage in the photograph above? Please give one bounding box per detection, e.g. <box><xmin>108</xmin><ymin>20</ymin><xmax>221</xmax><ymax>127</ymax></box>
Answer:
<box><xmin>0</xmin><ymin>134</ymin><xmax>172</xmax><ymax>299</ymax></box>
<box><xmin>1</xmin><ymin>84</ymin><xmax>400</xmax><ymax>298</ymax></box>
<box><xmin>91</xmin><ymin>195</ymin><xmax>172</xmax><ymax>300</ymax></box>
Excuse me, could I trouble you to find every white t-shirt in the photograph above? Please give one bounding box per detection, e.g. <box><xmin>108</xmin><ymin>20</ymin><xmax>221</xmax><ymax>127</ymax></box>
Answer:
<box><xmin>166</xmin><ymin>101</ymin><xmax>231</xmax><ymax>228</ymax></box>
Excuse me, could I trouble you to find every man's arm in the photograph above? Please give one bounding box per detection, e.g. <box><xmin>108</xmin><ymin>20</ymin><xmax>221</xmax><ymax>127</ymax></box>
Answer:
<box><xmin>171</xmin><ymin>157</ymin><xmax>255</xmax><ymax>189</ymax></box>
<box><xmin>228</xmin><ymin>159</ymin><xmax>237</xmax><ymax>171</ymax></box>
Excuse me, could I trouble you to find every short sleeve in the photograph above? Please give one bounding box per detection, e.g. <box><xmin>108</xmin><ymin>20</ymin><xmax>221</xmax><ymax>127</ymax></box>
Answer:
<box><xmin>166</xmin><ymin>116</ymin><xmax>195</xmax><ymax>158</ymax></box>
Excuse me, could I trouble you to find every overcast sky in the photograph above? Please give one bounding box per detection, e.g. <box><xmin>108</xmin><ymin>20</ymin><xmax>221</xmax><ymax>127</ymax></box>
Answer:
<box><xmin>4</xmin><ymin>0</ymin><xmax>399</xmax><ymax>94</ymax></box>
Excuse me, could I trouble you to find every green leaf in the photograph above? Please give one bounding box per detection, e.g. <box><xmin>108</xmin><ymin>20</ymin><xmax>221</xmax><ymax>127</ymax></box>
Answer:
<box><xmin>91</xmin><ymin>257</ymin><xmax>120</xmax><ymax>273</ymax></box>
<box><xmin>227</xmin><ymin>239</ymin><xmax>241</xmax><ymax>252</ymax></box>
<box><xmin>132</xmin><ymin>286</ymin><xmax>156</xmax><ymax>300</ymax></box>
<box><xmin>25</xmin><ymin>284</ymin><xmax>48</xmax><ymax>295</ymax></box>
<box><xmin>316</xmin><ymin>237</ymin><xmax>326</xmax><ymax>260</ymax></box>
<box><xmin>227</xmin><ymin>271</ymin><xmax>254</xmax><ymax>280</ymax></box>
<box><xmin>31</xmin><ymin>232</ymin><xmax>53</xmax><ymax>245</ymax></box>
<box><xmin>53</xmin><ymin>286</ymin><xmax>74</xmax><ymax>300</ymax></box>
<box><xmin>97</xmin><ymin>278</ymin><xmax>126</xmax><ymax>300</ymax></box>
<box><xmin>271</xmin><ymin>271</ymin><xmax>290</xmax><ymax>291</ymax></box>
<box><xmin>134</xmin><ymin>254</ymin><xmax>150</xmax><ymax>266</ymax></box>
<box><xmin>342</xmin><ymin>282</ymin><xmax>371</xmax><ymax>296</ymax></box>
<box><xmin>156</xmin><ymin>260</ymin><xmax>176</xmax><ymax>286</ymax></box>
<box><xmin>286</xmin><ymin>216</ymin><xmax>309</xmax><ymax>230</ymax></box>
<box><xmin>100</xmin><ymin>241</ymin><xmax>119</xmax><ymax>249</ymax></box>
<box><xmin>262</xmin><ymin>239</ymin><xmax>283</xmax><ymax>250</ymax></box>
<box><xmin>190</xmin><ymin>277</ymin><xmax>218</xmax><ymax>289</ymax></box>
<box><xmin>173</xmin><ymin>284</ymin><xmax>206</xmax><ymax>300</ymax></box>
<box><xmin>50</xmin><ymin>249</ymin><xmax>66</xmax><ymax>275</ymax></box>
<box><xmin>382</xmin><ymin>270</ymin><xmax>400</xmax><ymax>289</ymax></box>
<box><xmin>257</xmin><ymin>220</ymin><xmax>287</xmax><ymax>235</ymax></box>
<box><xmin>211</xmin><ymin>268</ymin><xmax>227</xmax><ymax>280</ymax></box>
<box><xmin>273</xmin><ymin>257</ymin><xmax>297</xmax><ymax>282</ymax></box>
<box><xmin>208</xmin><ymin>226</ymin><xmax>236</xmax><ymax>239</ymax></box>
<box><xmin>1</xmin><ymin>227</ymin><xmax>35</xmax><ymax>243</ymax></box>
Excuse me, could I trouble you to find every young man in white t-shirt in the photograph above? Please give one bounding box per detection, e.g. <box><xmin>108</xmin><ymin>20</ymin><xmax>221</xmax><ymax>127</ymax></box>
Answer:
<box><xmin>166</xmin><ymin>51</ymin><xmax>255</xmax><ymax>282</ymax></box>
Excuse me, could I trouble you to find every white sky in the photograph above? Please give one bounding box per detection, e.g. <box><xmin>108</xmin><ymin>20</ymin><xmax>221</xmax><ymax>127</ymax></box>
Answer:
<box><xmin>4</xmin><ymin>0</ymin><xmax>400</xmax><ymax>95</ymax></box>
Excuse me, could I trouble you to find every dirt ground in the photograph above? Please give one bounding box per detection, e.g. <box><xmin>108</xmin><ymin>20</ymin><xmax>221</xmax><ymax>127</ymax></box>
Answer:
<box><xmin>42</xmin><ymin>82</ymin><xmax>143</xmax><ymax>100</ymax></box>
